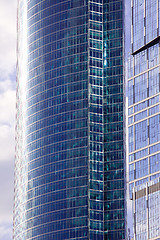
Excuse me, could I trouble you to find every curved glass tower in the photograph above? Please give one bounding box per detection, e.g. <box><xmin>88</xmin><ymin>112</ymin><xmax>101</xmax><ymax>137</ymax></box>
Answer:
<box><xmin>14</xmin><ymin>0</ymin><xmax>125</xmax><ymax>239</ymax></box>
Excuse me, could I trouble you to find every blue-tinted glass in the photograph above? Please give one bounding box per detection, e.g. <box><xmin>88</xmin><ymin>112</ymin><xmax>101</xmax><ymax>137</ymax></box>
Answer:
<box><xmin>14</xmin><ymin>0</ymin><xmax>125</xmax><ymax>239</ymax></box>
<box><xmin>128</xmin><ymin>0</ymin><xmax>160</xmax><ymax>238</ymax></box>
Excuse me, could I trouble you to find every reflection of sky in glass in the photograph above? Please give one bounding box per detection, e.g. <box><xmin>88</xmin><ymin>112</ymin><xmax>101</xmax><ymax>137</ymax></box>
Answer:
<box><xmin>127</xmin><ymin>0</ymin><xmax>160</xmax><ymax>238</ymax></box>
<box><xmin>133</xmin><ymin>179</ymin><xmax>160</xmax><ymax>239</ymax></box>
<box><xmin>14</xmin><ymin>1</ymin><xmax>125</xmax><ymax>239</ymax></box>
<box><xmin>125</xmin><ymin>0</ymin><xmax>131</xmax><ymax>58</ymax></box>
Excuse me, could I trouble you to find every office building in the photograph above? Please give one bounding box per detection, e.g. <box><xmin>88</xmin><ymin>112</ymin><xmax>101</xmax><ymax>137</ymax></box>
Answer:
<box><xmin>13</xmin><ymin>0</ymin><xmax>125</xmax><ymax>239</ymax></box>
<box><xmin>128</xmin><ymin>0</ymin><xmax>160</xmax><ymax>239</ymax></box>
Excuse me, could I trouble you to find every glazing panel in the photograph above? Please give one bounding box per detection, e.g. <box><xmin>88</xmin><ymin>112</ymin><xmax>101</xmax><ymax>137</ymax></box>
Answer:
<box><xmin>135</xmin><ymin>120</ymin><xmax>148</xmax><ymax>150</ymax></box>
<box><xmin>135</xmin><ymin>74</ymin><xmax>147</xmax><ymax>103</ymax></box>
<box><xmin>146</xmin><ymin>0</ymin><xmax>157</xmax><ymax>43</ymax></box>
<box><xmin>133</xmin><ymin>0</ymin><xmax>144</xmax><ymax>51</ymax></box>
<box><xmin>135</xmin><ymin>158</ymin><xmax>148</xmax><ymax>179</ymax></box>
<box><xmin>150</xmin><ymin>153</ymin><xmax>160</xmax><ymax>174</ymax></box>
<box><xmin>149</xmin><ymin>115</ymin><xmax>160</xmax><ymax>144</ymax></box>
<box><xmin>148</xmin><ymin>67</ymin><xmax>159</xmax><ymax>97</ymax></box>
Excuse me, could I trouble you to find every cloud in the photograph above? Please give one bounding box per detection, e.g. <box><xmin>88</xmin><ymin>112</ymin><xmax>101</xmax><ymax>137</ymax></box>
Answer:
<box><xmin>0</xmin><ymin>160</ymin><xmax>14</xmax><ymax>222</ymax></box>
<box><xmin>0</xmin><ymin>79</ymin><xmax>15</xmax><ymax>163</ymax></box>
<box><xmin>0</xmin><ymin>0</ymin><xmax>16</xmax><ymax>239</ymax></box>
<box><xmin>0</xmin><ymin>0</ymin><xmax>16</xmax><ymax>163</ymax></box>
<box><xmin>0</xmin><ymin>223</ymin><xmax>12</xmax><ymax>240</ymax></box>
<box><xmin>0</xmin><ymin>0</ymin><xmax>16</xmax><ymax>78</ymax></box>
<box><xmin>0</xmin><ymin>79</ymin><xmax>15</xmax><ymax>239</ymax></box>
<box><xmin>0</xmin><ymin>109</ymin><xmax>14</xmax><ymax>238</ymax></box>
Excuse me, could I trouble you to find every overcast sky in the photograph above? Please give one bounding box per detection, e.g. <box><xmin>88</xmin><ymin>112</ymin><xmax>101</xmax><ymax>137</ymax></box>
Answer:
<box><xmin>0</xmin><ymin>1</ymin><xmax>131</xmax><ymax>240</ymax></box>
<box><xmin>0</xmin><ymin>0</ymin><xmax>16</xmax><ymax>239</ymax></box>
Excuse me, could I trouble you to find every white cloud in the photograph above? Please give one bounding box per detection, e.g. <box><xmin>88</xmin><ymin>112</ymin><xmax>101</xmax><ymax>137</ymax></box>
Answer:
<box><xmin>0</xmin><ymin>0</ymin><xmax>16</xmax><ymax>239</ymax></box>
<box><xmin>0</xmin><ymin>0</ymin><xmax>16</xmax><ymax>78</ymax></box>
<box><xmin>0</xmin><ymin>223</ymin><xmax>12</xmax><ymax>240</ymax></box>
<box><xmin>0</xmin><ymin>80</ymin><xmax>15</xmax><ymax>238</ymax></box>
<box><xmin>0</xmin><ymin>159</ymin><xmax>14</xmax><ymax>221</ymax></box>
<box><xmin>0</xmin><ymin>80</ymin><xmax>15</xmax><ymax>163</ymax></box>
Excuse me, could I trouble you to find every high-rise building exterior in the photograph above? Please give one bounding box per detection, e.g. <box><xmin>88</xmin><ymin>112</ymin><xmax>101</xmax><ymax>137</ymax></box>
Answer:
<box><xmin>14</xmin><ymin>0</ymin><xmax>125</xmax><ymax>239</ymax></box>
<box><xmin>128</xmin><ymin>0</ymin><xmax>160</xmax><ymax>239</ymax></box>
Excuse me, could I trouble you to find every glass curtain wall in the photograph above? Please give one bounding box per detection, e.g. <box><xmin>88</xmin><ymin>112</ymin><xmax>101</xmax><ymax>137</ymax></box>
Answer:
<box><xmin>128</xmin><ymin>0</ymin><xmax>160</xmax><ymax>238</ymax></box>
<box><xmin>103</xmin><ymin>0</ymin><xmax>125</xmax><ymax>239</ymax></box>
<box><xmin>14</xmin><ymin>1</ymin><xmax>89</xmax><ymax>239</ymax></box>
<box><xmin>14</xmin><ymin>0</ymin><xmax>125</xmax><ymax>239</ymax></box>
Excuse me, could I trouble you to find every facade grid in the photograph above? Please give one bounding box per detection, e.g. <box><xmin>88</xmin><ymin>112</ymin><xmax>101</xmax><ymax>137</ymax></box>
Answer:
<box><xmin>128</xmin><ymin>0</ymin><xmax>160</xmax><ymax>239</ymax></box>
<box><xmin>14</xmin><ymin>0</ymin><xmax>125</xmax><ymax>239</ymax></box>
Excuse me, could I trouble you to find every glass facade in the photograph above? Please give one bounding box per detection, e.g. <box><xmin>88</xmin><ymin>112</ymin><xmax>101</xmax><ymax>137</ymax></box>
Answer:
<box><xmin>132</xmin><ymin>0</ymin><xmax>160</xmax><ymax>53</ymax></box>
<box><xmin>103</xmin><ymin>0</ymin><xmax>125</xmax><ymax>239</ymax></box>
<box><xmin>133</xmin><ymin>179</ymin><xmax>160</xmax><ymax>240</ymax></box>
<box><xmin>13</xmin><ymin>0</ymin><xmax>125</xmax><ymax>239</ymax></box>
<box><xmin>128</xmin><ymin>0</ymin><xmax>160</xmax><ymax>239</ymax></box>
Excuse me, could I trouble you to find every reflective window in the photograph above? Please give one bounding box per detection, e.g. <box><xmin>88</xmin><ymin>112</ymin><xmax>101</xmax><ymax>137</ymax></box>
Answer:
<box><xmin>128</xmin><ymin>79</ymin><xmax>134</xmax><ymax>106</ymax></box>
<box><xmin>134</xmin><ymin>50</ymin><xmax>147</xmax><ymax>75</ymax></box>
<box><xmin>146</xmin><ymin>0</ymin><xmax>157</xmax><ymax>43</ymax></box>
<box><xmin>135</xmin><ymin>158</ymin><xmax>148</xmax><ymax>179</ymax></box>
<box><xmin>135</xmin><ymin>73</ymin><xmax>147</xmax><ymax>103</ymax></box>
<box><xmin>149</xmin><ymin>115</ymin><xmax>160</xmax><ymax>144</ymax></box>
<box><xmin>148</xmin><ymin>67</ymin><xmax>159</xmax><ymax>97</ymax></box>
<box><xmin>148</xmin><ymin>44</ymin><xmax>159</xmax><ymax>68</ymax></box>
<box><xmin>135</xmin><ymin>120</ymin><xmax>148</xmax><ymax>150</ymax></box>
<box><xmin>129</xmin><ymin>126</ymin><xmax>134</xmax><ymax>153</ymax></box>
<box><xmin>133</xmin><ymin>0</ymin><xmax>144</xmax><ymax>51</ymax></box>
<box><xmin>150</xmin><ymin>153</ymin><xmax>160</xmax><ymax>174</ymax></box>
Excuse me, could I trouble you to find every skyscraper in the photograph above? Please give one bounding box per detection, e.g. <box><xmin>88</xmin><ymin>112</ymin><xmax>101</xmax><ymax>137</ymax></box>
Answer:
<box><xmin>128</xmin><ymin>0</ymin><xmax>160</xmax><ymax>239</ymax></box>
<box><xmin>14</xmin><ymin>0</ymin><xmax>125</xmax><ymax>239</ymax></box>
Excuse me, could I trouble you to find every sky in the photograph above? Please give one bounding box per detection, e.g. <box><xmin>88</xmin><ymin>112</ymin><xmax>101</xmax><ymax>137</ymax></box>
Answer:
<box><xmin>0</xmin><ymin>1</ymin><xmax>131</xmax><ymax>240</ymax></box>
<box><xmin>0</xmin><ymin>0</ymin><xmax>16</xmax><ymax>239</ymax></box>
